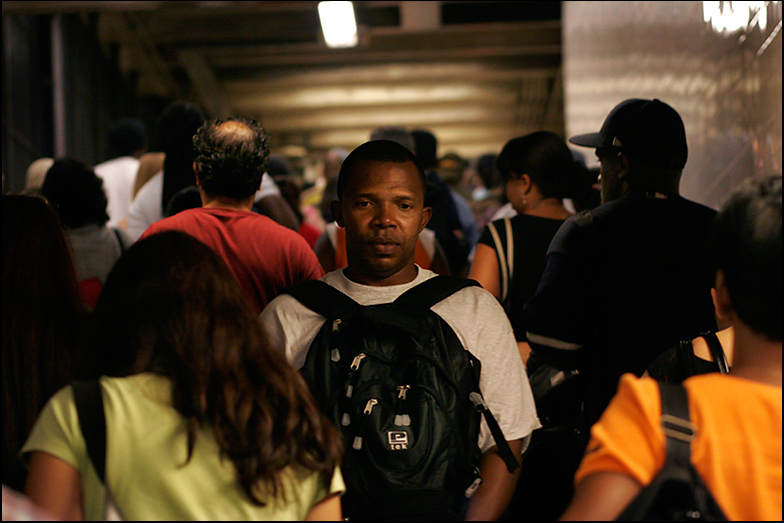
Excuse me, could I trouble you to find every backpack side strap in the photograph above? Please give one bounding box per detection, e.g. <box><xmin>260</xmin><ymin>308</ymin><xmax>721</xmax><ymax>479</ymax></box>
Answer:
<box><xmin>469</xmin><ymin>391</ymin><xmax>521</xmax><ymax>473</ymax></box>
<box><xmin>282</xmin><ymin>279</ymin><xmax>359</xmax><ymax>318</ymax></box>
<box><xmin>72</xmin><ymin>379</ymin><xmax>107</xmax><ymax>483</ymax></box>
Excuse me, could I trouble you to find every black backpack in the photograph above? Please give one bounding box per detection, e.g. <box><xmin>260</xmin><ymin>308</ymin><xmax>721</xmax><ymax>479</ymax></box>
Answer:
<box><xmin>616</xmin><ymin>382</ymin><xmax>728</xmax><ymax>521</ymax></box>
<box><xmin>283</xmin><ymin>276</ymin><xmax>519</xmax><ymax>520</ymax></box>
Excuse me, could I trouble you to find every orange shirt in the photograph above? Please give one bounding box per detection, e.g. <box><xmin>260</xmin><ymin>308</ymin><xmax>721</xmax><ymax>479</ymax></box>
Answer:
<box><xmin>576</xmin><ymin>373</ymin><xmax>782</xmax><ymax>521</ymax></box>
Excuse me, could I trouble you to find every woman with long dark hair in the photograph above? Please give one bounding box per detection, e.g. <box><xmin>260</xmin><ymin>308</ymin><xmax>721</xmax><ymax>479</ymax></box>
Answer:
<box><xmin>22</xmin><ymin>231</ymin><xmax>344</xmax><ymax>520</ymax></box>
<box><xmin>2</xmin><ymin>195</ymin><xmax>87</xmax><ymax>492</ymax></box>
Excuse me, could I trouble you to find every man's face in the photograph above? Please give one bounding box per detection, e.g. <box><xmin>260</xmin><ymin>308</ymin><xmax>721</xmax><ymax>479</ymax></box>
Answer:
<box><xmin>334</xmin><ymin>159</ymin><xmax>432</xmax><ymax>286</ymax></box>
<box><xmin>596</xmin><ymin>147</ymin><xmax>626</xmax><ymax>204</ymax></box>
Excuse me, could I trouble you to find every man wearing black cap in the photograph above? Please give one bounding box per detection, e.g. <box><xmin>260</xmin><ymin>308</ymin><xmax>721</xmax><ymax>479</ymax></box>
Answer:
<box><xmin>523</xmin><ymin>98</ymin><xmax>718</xmax><ymax>431</ymax></box>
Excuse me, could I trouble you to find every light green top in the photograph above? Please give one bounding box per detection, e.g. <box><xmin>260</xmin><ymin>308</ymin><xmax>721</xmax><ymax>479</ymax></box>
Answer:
<box><xmin>22</xmin><ymin>373</ymin><xmax>344</xmax><ymax>520</ymax></box>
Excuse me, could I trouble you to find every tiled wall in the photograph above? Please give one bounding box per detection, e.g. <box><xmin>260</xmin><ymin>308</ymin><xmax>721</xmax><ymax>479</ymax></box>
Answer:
<box><xmin>563</xmin><ymin>1</ymin><xmax>782</xmax><ymax>209</ymax></box>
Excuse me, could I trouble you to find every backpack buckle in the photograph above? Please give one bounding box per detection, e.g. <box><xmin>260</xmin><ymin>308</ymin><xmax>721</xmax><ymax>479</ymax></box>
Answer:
<box><xmin>661</xmin><ymin>414</ymin><xmax>696</xmax><ymax>443</ymax></box>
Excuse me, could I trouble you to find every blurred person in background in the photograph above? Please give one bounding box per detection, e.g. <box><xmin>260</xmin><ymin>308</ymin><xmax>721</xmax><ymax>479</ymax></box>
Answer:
<box><xmin>94</xmin><ymin>118</ymin><xmax>148</xmax><ymax>231</ymax></box>
<box><xmin>41</xmin><ymin>158</ymin><xmax>132</xmax><ymax>309</ymax></box>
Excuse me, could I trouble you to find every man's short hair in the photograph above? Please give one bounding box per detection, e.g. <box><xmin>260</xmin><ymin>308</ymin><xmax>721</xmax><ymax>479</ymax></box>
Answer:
<box><xmin>193</xmin><ymin>117</ymin><xmax>270</xmax><ymax>200</ymax></box>
<box><xmin>41</xmin><ymin>158</ymin><xmax>109</xmax><ymax>228</ymax></box>
<box><xmin>711</xmin><ymin>175</ymin><xmax>782</xmax><ymax>340</ymax></box>
<box><xmin>337</xmin><ymin>140</ymin><xmax>426</xmax><ymax>200</ymax></box>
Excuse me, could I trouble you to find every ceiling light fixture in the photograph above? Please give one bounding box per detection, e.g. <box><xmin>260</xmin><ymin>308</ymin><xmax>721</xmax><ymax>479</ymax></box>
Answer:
<box><xmin>318</xmin><ymin>1</ymin><xmax>359</xmax><ymax>48</ymax></box>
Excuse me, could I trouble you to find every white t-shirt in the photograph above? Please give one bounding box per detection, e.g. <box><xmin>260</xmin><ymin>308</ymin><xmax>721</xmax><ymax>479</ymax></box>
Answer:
<box><xmin>94</xmin><ymin>156</ymin><xmax>140</xmax><ymax>230</ymax></box>
<box><xmin>259</xmin><ymin>267</ymin><xmax>541</xmax><ymax>453</ymax></box>
<box><xmin>127</xmin><ymin>170</ymin><xmax>164</xmax><ymax>242</ymax></box>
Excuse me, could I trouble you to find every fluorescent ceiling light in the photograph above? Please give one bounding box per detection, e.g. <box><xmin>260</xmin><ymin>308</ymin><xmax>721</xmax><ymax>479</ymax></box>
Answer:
<box><xmin>318</xmin><ymin>1</ymin><xmax>358</xmax><ymax>48</ymax></box>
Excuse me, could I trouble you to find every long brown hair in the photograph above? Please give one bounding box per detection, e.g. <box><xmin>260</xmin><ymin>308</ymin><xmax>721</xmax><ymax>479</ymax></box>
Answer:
<box><xmin>2</xmin><ymin>195</ymin><xmax>86</xmax><ymax>491</ymax></box>
<box><xmin>86</xmin><ymin>231</ymin><xmax>342</xmax><ymax>504</ymax></box>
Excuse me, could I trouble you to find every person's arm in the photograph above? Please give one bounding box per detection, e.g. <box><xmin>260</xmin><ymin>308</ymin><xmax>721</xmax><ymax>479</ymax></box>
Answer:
<box><xmin>305</xmin><ymin>493</ymin><xmax>343</xmax><ymax>521</ymax></box>
<box><xmin>468</xmin><ymin>243</ymin><xmax>502</xmax><ymax>300</ymax></box>
<box><xmin>559</xmin><ymin>471</ymin><xmax>642</xmax><ymax>521</ymax></box>
<box><xmin>133</xmin><ymin>152</ymin><xmax>165</xmax><ymax>197</ymax></box>
<box><xmin>464</xmin><ymin>439</ymin><xmax>523</xmax><ymax>521</ymax></box>
<box><xmin>24</xmin><ymin>451</ymin><xmax>83</xmax><ymax>521</ymax></box>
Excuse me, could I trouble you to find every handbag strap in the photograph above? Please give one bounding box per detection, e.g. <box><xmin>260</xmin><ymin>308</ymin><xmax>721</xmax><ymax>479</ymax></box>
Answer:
<box><xmin>72</xmin><ymin>379</ymin><xmax>107</xmax><ymax>483</ymax></box>
<box><xmin>700</xmin><ymin>332</ymin><xmax>730</xmax><ymax>374</ymax></box>
<box><xmin>486</xmin><ymin>218</ymin><xmax>513</xmax><ymax>307</ymax></box>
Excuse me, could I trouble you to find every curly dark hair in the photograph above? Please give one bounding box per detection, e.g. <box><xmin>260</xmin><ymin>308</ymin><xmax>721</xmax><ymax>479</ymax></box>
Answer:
<box><xmin>193</xmin><ymin>117</ymin><xmax>270</xmax><ymax>200</ymax></box>
<box><xmin>41</xmin><ymin>157</ymin><xmax>109</xmax><ymax>228</ymax></box>
<box><xmin>86</xmin><ymin>231</ymin><xmax>342</xmax><ymax>505</ymax></box>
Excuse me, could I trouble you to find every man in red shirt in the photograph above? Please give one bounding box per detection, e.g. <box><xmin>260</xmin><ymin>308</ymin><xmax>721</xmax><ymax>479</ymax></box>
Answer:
<box><xmin>141</xmin><ymin>117</ymin><xmax>323</xmax><ymax>313</ymax></box>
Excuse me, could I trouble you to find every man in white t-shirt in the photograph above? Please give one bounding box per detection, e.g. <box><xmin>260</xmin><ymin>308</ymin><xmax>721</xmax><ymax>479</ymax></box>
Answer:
<box><xmin>260</xmin><ymin>139</ymin><xmax>540</xmax><ymax>520</ymax></box>
<box><xmin>94</xmin><ymin>118</ymin><xmax>148</xmax><ymax>231</ymax></box>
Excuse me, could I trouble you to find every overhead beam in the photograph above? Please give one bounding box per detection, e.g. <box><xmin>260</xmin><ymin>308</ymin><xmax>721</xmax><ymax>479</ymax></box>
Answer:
<box><xmin>99</xmin><ymin>12</ymin><xmax>183</xmax><ymax>98</ymax></box>
<box><xmin>229</xmin><ymin>83</ymin><xmax>520</xmax><ymax>112</ymax></box>
<box><xmin>177</xmin><ymin>49</ymin><xmax>233</xmax><ymax>118</ymax></box>
<box><xmin>222</xmin><ymin>62</ymin><xmax>557</xmax><ymax>89</ymax></box>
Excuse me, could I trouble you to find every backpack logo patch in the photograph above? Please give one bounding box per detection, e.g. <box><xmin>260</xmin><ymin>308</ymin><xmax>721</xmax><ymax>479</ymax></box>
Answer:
<box><xmin>388</xmin><ymin>431</ymin><xmax>409</xmax><ymax>450</ymax></box>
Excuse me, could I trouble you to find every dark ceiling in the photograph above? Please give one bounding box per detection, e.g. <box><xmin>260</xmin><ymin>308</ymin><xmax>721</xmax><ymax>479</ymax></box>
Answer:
<box><xmin>3</xmin><ymin>1</ymin><xmax>564</xmax><ymax>159</ymax></box>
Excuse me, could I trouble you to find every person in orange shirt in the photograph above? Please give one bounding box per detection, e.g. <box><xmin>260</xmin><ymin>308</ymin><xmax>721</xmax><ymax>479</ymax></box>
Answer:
<box><xmin>560</xmin><ymin>175</ymin><xmax>782</xmax><ymax>521</ymax></box>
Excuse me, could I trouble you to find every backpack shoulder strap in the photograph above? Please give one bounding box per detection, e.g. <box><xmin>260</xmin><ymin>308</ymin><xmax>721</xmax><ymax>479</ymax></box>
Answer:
<box><xmin>282</xmin><ymin>279</ymin><xmax>359</xmax><ymax>318</ymax></box>
<box><xmin>112</xmin><ymin>228</ymin><xmax>125</xmax><ymax>253</ymax></box>
<box><xmin>658</xmin><ymin>382</ymin><xmax>694</xmax><ymax>468</ymax></box>
<box><xmin>394</xmin><ymin>275</ymin><xmax>480</xmax><ymax>311</ymax></box>
<box><xmin>72</xmin><ymin>379</ymin><xmax>107</xmax><ymax>483</ymax></box>
<box><xmin>701</xmin><ymin>332</ymin><xmax>729</xmax><ymax>374</ymax></box>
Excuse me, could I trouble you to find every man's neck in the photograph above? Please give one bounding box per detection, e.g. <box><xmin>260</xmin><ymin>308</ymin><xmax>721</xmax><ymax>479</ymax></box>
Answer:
<box><xmin>201</xmin><ymin>192</ymin><xmax>255</xmax><ymax>212</ymax></box>
<box><xmin>729</xmin><ymin>321</ymin><xmax>782</xmax><ymax>388</ymax></box>
<box><xmin>343</xmin><ymin>264</ymin><xmax>419</xmax><ymax>287</ymax></box>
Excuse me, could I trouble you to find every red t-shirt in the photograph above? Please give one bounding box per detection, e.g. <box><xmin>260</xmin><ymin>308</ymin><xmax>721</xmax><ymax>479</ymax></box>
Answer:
<box><xmin>141</xmin><ymin>208</ymin><xmax>324</xmax><ymax>313</ymax></box>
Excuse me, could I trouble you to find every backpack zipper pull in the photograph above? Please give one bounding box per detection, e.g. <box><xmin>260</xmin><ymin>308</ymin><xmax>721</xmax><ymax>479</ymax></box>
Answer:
<box><xmin>350</xmin><ymin>353</ymin><xmax>366</xmax><ymax>370</ymax></box>
<box><xmin>464</xmin><ymin>470</ymin><xmax>483</xmax><ymax>498</ymax></box>
<box><xmin>469</xmin><ymin>391</ymin><xmax>487</xmax><ymax>412</ymax></box>
<box><xmin>397</xmin><ymin>385</ymin><xmax>411</xmax><ymax>400</ymax></box>
<box><xmin>332</xmin><ymin>318</ymin><xmax>342</xmax><ymax>333</ymax></box>
<box><xmin>363</xmin><ymin>398</ymin><xmax>378</xmax><ymax>415</ymax></box>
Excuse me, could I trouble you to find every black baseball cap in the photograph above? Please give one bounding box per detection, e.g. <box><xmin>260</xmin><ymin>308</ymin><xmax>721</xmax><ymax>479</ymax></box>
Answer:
<box><xmin>569</xmin><ymin>98</ymin><xmax>688</xmax><ymax>170</ymax></box>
